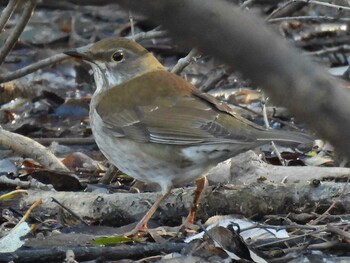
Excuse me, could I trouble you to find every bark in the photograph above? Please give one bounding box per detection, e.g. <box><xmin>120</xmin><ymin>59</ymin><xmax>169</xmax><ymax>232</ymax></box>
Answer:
<box><xmin>21</xmin><ymin>181</ymin><xmax>349</xmax><ymax>225</ymax></box>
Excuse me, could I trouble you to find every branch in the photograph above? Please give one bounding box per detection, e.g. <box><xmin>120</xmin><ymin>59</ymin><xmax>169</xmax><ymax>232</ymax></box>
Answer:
<box><xmin>0</xmin><ymin>128</ymin><xmax>68</xmax><ymax>171</ymax></box>
<box><xmin>21</xmin><ymin>181</ymin><xmax>350</xmax><ymax>225</ymax></box>
<box><xmin>0</xmin><ymin>53</ymin><xmax>68</xmax><ymax>83</ymax></box>
<box><xmin>0</xmin><ymin>0</ymin><xmax>37</xmax><ymax>65</ymax></box>
<box><xmin>0</xmin><ymin>0</ymin><xmax>19</xmax><ymax>32</ymax></box>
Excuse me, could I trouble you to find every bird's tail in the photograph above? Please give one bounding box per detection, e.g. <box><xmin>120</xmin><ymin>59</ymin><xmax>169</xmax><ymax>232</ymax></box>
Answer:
<box><xmin>256</xmin><ymin>129</ymin><xmax>314</xmax><ymax>145</ymax></box>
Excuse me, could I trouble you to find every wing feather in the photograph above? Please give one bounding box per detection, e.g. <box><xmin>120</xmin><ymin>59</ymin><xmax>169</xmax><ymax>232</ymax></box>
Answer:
<box><xmin>95</xmin><ymin>70</ymin><xmax>260</xmax><ymax>145</ymax></box>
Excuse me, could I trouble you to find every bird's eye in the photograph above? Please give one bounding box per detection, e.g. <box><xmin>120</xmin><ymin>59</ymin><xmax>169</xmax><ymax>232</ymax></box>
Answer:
<box><xmin>112</xmin><ymin>50</ymin><xmax>124</xmax><ymax>62</ymax></box>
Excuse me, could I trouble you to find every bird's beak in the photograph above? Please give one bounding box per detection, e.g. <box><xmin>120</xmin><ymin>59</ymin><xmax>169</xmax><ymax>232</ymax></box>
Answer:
<box><xmin>64</xmin><ymin>49</ymin><xmax>83</xmax><ymax>59</ymax></box>
<box><xmin>64</xmin><ymin>44</ymin><xmax>94</xmax><ymax>62</ymax></box>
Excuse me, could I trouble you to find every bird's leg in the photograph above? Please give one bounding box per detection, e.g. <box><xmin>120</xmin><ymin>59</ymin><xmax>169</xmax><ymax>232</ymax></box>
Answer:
<box><xmin>124</xmin><ymin>187</ymin><xmax>172</xmax><ymax>236</ymax></box>
<box><xmin>185</xmin><ymin>176</ymin><xmax>207</xmax><ymax>225</ymax></box>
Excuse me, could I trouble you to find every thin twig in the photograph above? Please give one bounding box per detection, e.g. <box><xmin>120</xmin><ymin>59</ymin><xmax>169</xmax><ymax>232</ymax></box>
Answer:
<box><xmin>262</xmin><ymin>97</ymin><xmax>286</xmax><ymax>166</ymax></box>
<box><xmin>261</xmin><ymin>99</ymin><xmax>270</xmax><ymax>129</ymax></box>
<box><xmin>232</xmin><ymin>103</ymin><xmax>300</xmax><ymax>130</ymax></box>
<box><xmin>281</xmin><ymin>240</ymin><xmax>338</xmax><ymax>253</ymax></box>
<box><xmin>131</xmin><ymin>29</ymin><xmax>167</xmax><ymax>41</ymax></box>
<box><xmin>269</xmin><ymin>15</ymin><xmax>350</xmax><ymax>23</ymax></box>
<box><xmin>307</xmin><ymin>45</ymin><xmax>350</xmax><ymax>56</ymax></box>
<box><xmin>270</xmin><ymin>0</ymin><xmax>350</xmax><ymax>13</ymax></box>
<box><xmin>255</xmin><ymin>227</ymin><xmax>327</xmax><ymax>248</ymax></box>
<box><xmin>0</xmin><ymin>53</ymin><xmax>68</xmax><ymax>83</ymax></box>
<box><xmin>17</xmin><ymin>198</ymin><xmax>42</xmax><ymax>225</ymax></box>
<box><xmin>0</xmin><ymin>176</ymin><xmax>53</xmax><ymax>190</ymax></box>
<box><xmin>308</xmin><ymin>0</ymin><xmax>350</xmax><ymax>12</ymax></box>
<box><xmin>308</xmin><ymin>178</ymin><xmax>350</xmax><ymax>225</ymax></box>
<box><xmin>266</xmin><ymin>1</ymin><xmax>298</xmax><ymax>20</ymax></box>
<box><xmin>0</xmin><ymin>0</ymin><xmax>38</xmax><ymax>65</ymax></box>
<box><xmin>51</xmin><ymin>197</ymin><xmax>89</xmax><ymax>226</ymax></box>
<box><xmin>326</xmin><ymin>224</ymin><xmax>350</xmax><ymax>242</ymax></box>
<box><xmin>171</xmin><ymin>48</ymin><xmax>200</xmax><ymax>75</ymax></box>
<box><xmin>128</xmin><ymin>11</ymin><xmax>135</xmax><ymax>41</ymax></box>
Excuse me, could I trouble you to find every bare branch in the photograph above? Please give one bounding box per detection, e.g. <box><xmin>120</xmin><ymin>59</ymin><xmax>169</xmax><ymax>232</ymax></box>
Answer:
<box><xmin>0</xmin><ymin>0</ymin><xmax>38</xmax><ymax>65</ymax></box>
<box><xmin>0</xmin><ymin>0</ymin><xmax>19</xmax><ymax>32</ymax></box>
<box><xmin>0</xmin><ymin>53</ymin><xmax>68</xmax><ymax>83</ymax></box>
<box><xmin>0</xmin><ymin>128</ymin><xmax>68</xmax><ymax>171</ymax></box>
<box><xmin>171</xmin><ymin>48</ymin><xmax>200</xmax><ymax>74</ymax></box>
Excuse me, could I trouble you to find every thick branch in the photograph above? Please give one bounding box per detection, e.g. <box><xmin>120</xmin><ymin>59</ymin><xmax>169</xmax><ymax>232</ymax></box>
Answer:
<box><xmin>0</xmin><ymin>128</ymin><xmax>68</xmax><ymax>171</ymax></box>
<box><xmin>21</xmin><ymin>182</ymin><xmax>349</xmax><ymax>225</ymax></box>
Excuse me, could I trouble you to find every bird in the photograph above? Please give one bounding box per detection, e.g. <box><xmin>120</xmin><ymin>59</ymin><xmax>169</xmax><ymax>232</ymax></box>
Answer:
<box><xmin>64</xmin><ymin>37</ymin><xmax>312</xmax><ymax>235</ymax></box>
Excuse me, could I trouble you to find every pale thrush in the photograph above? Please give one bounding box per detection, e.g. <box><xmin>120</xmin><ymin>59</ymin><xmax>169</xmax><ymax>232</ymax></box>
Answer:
<box><xmin>64</xmin><ymin>37</ymin><xmax>311</xmax><ymax>235</ymax></box>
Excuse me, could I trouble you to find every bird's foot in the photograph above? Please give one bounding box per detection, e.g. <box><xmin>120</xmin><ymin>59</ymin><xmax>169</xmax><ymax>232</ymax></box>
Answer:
<box><xmin>123</xmin><ymin>222</ymin><xmax>149</xmax><ymax>237</ymax></box>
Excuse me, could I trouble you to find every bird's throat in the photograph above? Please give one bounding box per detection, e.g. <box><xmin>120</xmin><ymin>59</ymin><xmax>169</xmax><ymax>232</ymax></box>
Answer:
<box><xmin>90</xmin><ymin>53</ymin><xmax>165</xmax><ymax>94</ymax></box>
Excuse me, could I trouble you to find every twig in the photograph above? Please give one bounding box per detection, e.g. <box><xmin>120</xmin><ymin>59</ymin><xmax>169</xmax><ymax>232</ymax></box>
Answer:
<box><xmin>51</xmin><ymin>197</ymin><xmax>89</xmax><ymax>226</ymax></box>
<box><xmin>0</xmin><ymin>53</ymin><xmax>68</xmax><ymax>83</ymax></box>
<box><xmin>271</xmin><ymin>141</ymin><xmax>286</xmax><ymax>166</ymax></box>
<box><xmin>0</xmin><ymin>0</ymin><xmax>38</xmax><ymax>65</ymax></box>
<box><xmin>0</xmin><ymin>189</ymin><xmax>27</xmax><ymax>200</ymax></box>
<box><xmin>131</xmin><ymin>29</ymin><xmax>167</xmax><ymax>41</ymax></box>
<box><xmin>17</xmin><ymin>198</ymin><xmax>42</xmax><ymax>225</ymax></box>
<box><xmin>326</xmin><ymin>224</ymin><xmax>350</xmax><ymax>242</ymax></box>
<box><xmin>307</xmin><ymin>45</ymin><xmax>350</xmax><ymax>56</ymax></box>
<box><xmin>308</xmin><ymin>0</ymin><xmax>350</xmax><ymax>12</ymax></box>
<box><xmin>266</xmin><ymin>0</ymin><xmax>307</xmax><ymax>20</ymax></box>
<box><xmin>171</xmin><ymin>48</ymin><xmax>200</xmax><ymax>74</ymax></box>
<box><xmin>255</xmin><ymin>227</ymin><xmax>327</xmax><ymax>248</ymax></box>
<box><xmin>128</xmin><ymin>11</ymin><xmax>135</xmax><ymax>41</ymax></box>
<box><xmin>269</xmin><ymin>0</ymin><xmax>350</xmax><ymax>13</ymax></box>
<box><xmin>232</xmin><ymin>103</ymin><xmax>300</xmax><ymax>130</ymax></box>
<box><xmin>200</xmin><ymin>70</ymin><xmax>228</xmax><ymax>92</ymax></box>
<box><xmin>0</xmin><ymin>176</ymin><xmax>53</xmax><ymax>190</ymax></box>
<box><xmin>0</xmin><ymin>0</ymin><xmax>19</xmax><ymax>32</ymax></box>
<box><xmin>262</xmin><ymin>97</ymin><xmax>286</xmax><ymax>166</ymax></box>
<box><xmin>308</xmin><ymin>178</ymin><xmax>350</xmax><ymax>225</ymax></box>
<box><xmin>261</xmin><ymin>99</ymin><xmax>270</xmax><ymax>129</ymax></box>
<box><xmin>269</xmin><ymin>15</ymin><xmax>350</xmax><ymax>23</ymax></box>
<box><xmin>281</xmin><ymin>240</ymin><xmax>338</xmax><ymax>253</ymax></box>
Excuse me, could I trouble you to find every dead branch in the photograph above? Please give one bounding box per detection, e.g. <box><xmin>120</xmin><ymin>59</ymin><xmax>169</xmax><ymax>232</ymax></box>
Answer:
<box><xmin>0</xmin><ymin>54</ymin><xmax>68</xmax><ymax>83</ymax></box>
<box><xmin>0</xmin><ymin>0</ymin><xmax>19</xmax><ymax>32</ymax></box>
<box><xmin>21</xmin><ymin>181</ymin><xmax>350</xmax><ymax>225</ymax></box>
<box><xmin>0</xmin><ymin>128</ymin><xmax>68</xmax><ymax>171</ymax></box>
<box><xmin>0</xmin><ymin>242</ymin><xmax>187</xmax><ymax>262</ymax></box>
<box><xmin>0</xmin><ymin>0</ymin><xmax>38</xmax><ymax>65</ymax></box>
<box><xmin>207</xmin><ymin>151</ymin><xmax>350</xmax><ymax>185</ymax></box>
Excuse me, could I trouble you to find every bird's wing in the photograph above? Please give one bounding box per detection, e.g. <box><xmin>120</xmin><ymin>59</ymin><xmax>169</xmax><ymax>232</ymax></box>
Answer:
<box><xmin>95</xmin><ymin>70</ymin><xmax>264</xmax><ymax>145</ymax></box>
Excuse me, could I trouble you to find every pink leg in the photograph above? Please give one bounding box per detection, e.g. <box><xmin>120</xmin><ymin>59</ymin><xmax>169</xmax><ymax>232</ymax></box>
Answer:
<box><xmin>125</xmin><ymin>187</ymin><xmax>172</xmax><ymax>236</ymax></box>
<box><xmin>185</xmin><ymin>176</ymin><xmax>207</xmax><ymax>225</ymax></box>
